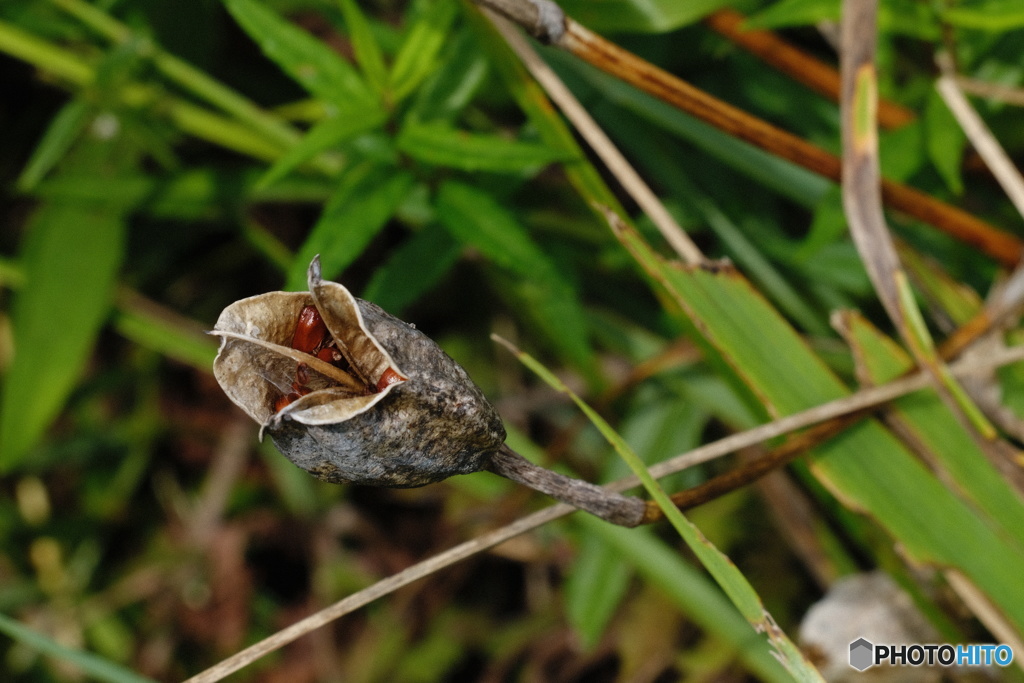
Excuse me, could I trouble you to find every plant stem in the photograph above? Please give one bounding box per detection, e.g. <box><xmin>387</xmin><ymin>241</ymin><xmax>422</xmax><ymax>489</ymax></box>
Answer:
<box><xmin>485</xmin><ymin>444</ymin><xmax>646</xmax><ymax>527</ymax></box>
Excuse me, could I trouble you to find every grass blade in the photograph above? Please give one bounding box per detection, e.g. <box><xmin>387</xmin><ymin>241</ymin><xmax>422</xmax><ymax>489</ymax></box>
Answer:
<box><xmin>338</xmin><ymin>0</ymin><xmax>388</xmax><ymax>94</ymax></box>
<box><xmin>224</xmin><ymin>0</ymin><xmax>374</xmax><ymax>105</ymax></box>
<box><xmin>612</xmin><ymin>217</ymin><xmax>1024</xmax><ymax>637</ymax></box>
<box><xmin>498</xmin><ymin>338</ymin><xmax>824</xmax><ymax>681</ymax></box>
<box><xmin>0</xmin><ymin>613</ymin><xmax>155</xmax><ymax>683</ymax></box>
<box><xmin>397</xmin><ymin>120</ymin><xmax>575</xmax><ymax>173</ymax></box>
<box><xmin>389</xmin><ymin>0</ymin><xmax>458</xmax><ymax>101</ymax></box>
<box><xmin>579</xmin><ymin>518</ymin><xmax>794</xmax><ymax>683</ymax></box>
<box><xmin>255</xmin><ymin>108</ymin><xmax>388</xmax><ymax>190</ymax></box>
<box><xmin>285</xmin><ymin>167</ymin><xmax>413</xmax><ymax>289</ymax></box>
<box><xmin>436</xmin><ymin>181</ymin><xmax>595</xmax><ymax>374</ymax></box>
<box><xmin>0</xmin><ymin>180</ymin><xmax>126</xmax><ymax>470</ymax></box>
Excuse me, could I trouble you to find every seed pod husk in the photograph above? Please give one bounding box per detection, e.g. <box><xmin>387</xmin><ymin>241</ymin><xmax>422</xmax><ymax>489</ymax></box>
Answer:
<box><xmin>212</xmin><ymin>257</ymin><xmax>506</xmax><ymax>487</ymax></box>
<box><xmin>212</xmin><ymin>257</ymin><xmax>647</xmax><ymax>527</ymax></box>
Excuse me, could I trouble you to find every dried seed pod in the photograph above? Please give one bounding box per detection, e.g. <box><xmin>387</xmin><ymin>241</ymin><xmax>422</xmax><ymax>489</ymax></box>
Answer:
<box><xmin>212</xmin><ymin>257</ymin><xmax>647</xmax><ymax>527</ymax></box>
<box><xmin>212</xmin><ymin>257</ymin><xmax>506</xmax><ymax>487</ymax></box>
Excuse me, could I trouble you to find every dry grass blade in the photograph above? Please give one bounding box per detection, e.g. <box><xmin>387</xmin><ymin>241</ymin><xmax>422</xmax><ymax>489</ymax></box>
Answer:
<box><xmin>182</xmin><ymin>504</ymin><xmax>573</xmax><ymax>683</ymax></box>
<box><xmin>954</xmin><ymin>76</ymin><xmax>1024</xmax><ymax>107</ymax></box>
<box><xmin>839</xmin><ymin>0</ymin><xmax>904</xmax><ymax>328</ymax></box>
<box><xmin>486</xmin><ymin>11</ymin><xmax>704</xmax><ymax>265</ymax></box>
<box><xmin>936</xmin><ymin>60</ymin><xmax>1024</xmax><ymax>220</ymax></box>
<box><xmin>841</xmin><ymin>0</ymin><xmax>1003</xmax><ymax>447</ymax></box>
<box><xmin>472</xmin><ymin>0</ymin><xmax>1023</xmax><ymax>267</ymax></box>
<box><xmin>556</xmin><ymin>19</ymin><xmax>1019</xmax><ymax>265</ymax></box>
<box><xmin>182</xmin><ymin>340</ymin><xmax>1024</xmax><ymax>681</ymax></box>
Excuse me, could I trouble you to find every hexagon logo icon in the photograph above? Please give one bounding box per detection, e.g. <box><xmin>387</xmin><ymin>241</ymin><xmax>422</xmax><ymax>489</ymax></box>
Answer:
<box><xmin>849</xmin><ymin>638</ymin><xmax>874</xmax><ymax>671</ymax></box>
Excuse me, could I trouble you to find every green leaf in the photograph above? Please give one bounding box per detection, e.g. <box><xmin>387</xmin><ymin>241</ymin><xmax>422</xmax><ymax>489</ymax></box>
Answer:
<box><xmin>558</xmin><ymin>0</ymin><xmax>733</xmax><ymax>33</ymax></box>
<box><xmin>925</xmin><ymin>89</ymin><xmax>966</xmax><ymax>196</ymax></box>
<box><xmin>0</xmin><ymin>192</ymin><xmax>126</xmax><ymax>470</ymax></box>
<box><xmin>613</xmin><ymin>223</ymin><xmax>1024</xmax><ymax>636</ymax></box>
<box><xmin>0</xmin><ymin>612</ymin><xmax>155</xmax><ymax>683</ymax></box>
<box><xmin>506</xmin><ymin>343</ymin><xmax>823</xmax><ymax>681</ymax></box>
<box><xmin>465</xmin><ymin>9</ymin><xmax>628</xmax><ymax>216</ymax></box>
<box><xmin>878</xmin><ymin>121</ymin><xmax>925</xmax><ymax>182</ymax></box>
<box><xmin>409</xmin><ymin>31</ymin><xmax>489</xmax><ymax>122</ymax></box>
<box><xmin>745</xmin><ymin>0</ymin><xmax>839</xmax><ymax>30</ymax></box>
<box><xmin>112</xmin><ymin>303</ymin><xmax>218</xmax><ymax>373</ymax></box>
<box><xmin>896</xmin><ymin>242</ymin><xmax>982</xmax><ymax>327</ymax></box>
<box><xmin>285</xmin><ymin>166</ymin><xmax>413</xmax><ymax>289</ymax></box>
<box><xmin>565</xmin><ymin>528</ymin><xmax>633</xmax><ymax>648</ymax></box>
<box><xmin>797</xmin><ymin>186</ymin><xmax>848</xmax><ymax>260</ymax></box>
<box><xmin>338</xmin><ymin>0</ymin><xmax>388</xmax><ymax>94</ymax></box>
<box><xmin>942</xmin><ymin>0</ymin><xmax>1024</xmax><ymax>30</ymax></box>
<box><xmin>549</xmin><ymin>52</ymin><xmax>830</xmax><ymax>208</ymax></box>
<box><xmin>255</xmin><ymin>107</ymin><xmax>388</xmax><ymax>190</ymax></box>
<box><xmin>16</xmin><ymin>98</ymin><xmax>91</xmax><ymax>191</ymax></box>
<box><xmin>840</xmin><ymin>313</ymin><xmax>1024</xmax><ymax>550</ymax></box>
<box><xmin>397</xmin><ymin>121</ymin><xmax>574</xmax><ymax>173</ymax></box>
<box><xmin>223</xmin><ymin>0</ymin><xmax>374</xmax><ymax>105</ymax></box>
<box><xmin>389</xmin><ymin>0</ymin><xmax>458</xmax><ymax>101</ymax></box>
<box><xmin>436</xmin><ymin>181</ymin><xmax>594</xmax><ymax>373</ymax></box>
<box><xmin>579</xmin><ymin>519</ymin><xmax>794</xmax><ymax>683</ymax></box>
<box><xmin>362</xmin><ymin>222</ymin><xmax>462</xmax><ymax>315</ymax></box>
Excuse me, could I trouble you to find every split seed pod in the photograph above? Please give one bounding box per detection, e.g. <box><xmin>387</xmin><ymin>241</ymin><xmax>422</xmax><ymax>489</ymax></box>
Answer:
<box><xmin>212</xmin><ymin>257</ymin><xmax>647</xmax><ymax>527</ymax></box>
<box><xmin>212</xmin><ymin>257</ymin><xmax>506</xmax><ymax>487</ymax></box>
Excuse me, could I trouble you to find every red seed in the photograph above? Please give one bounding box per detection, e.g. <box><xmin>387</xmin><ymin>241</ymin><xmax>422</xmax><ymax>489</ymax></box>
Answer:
<box><xmin>316</xmin><ymin>347</ymin><xmax>342</xmax><ymax>364</ymax></box>
<box><xmin>376</xmin><ymin>367</ymin><xmax>405</xmax><ymax>392</ymax></box>
<box><xmin>291</xmin><ymin>305</ymin><xmax>329</xmax><ymax>354</ymax></box>
<box><xmin>274</xmin><ymin>392</ymin><xmax>301</xmax><ymax>412</ymax></box>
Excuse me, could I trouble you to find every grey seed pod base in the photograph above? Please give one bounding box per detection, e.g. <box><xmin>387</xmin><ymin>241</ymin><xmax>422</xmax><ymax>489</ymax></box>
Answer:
<box><xmin>271</xmin><ymin>296</ymin><xmax>507</xmax><ymax>487</ymax></box>
<box><xmin>213</xmin><ymin>257</ymin><xmax>646</xmax><ymax>525</ymax></box>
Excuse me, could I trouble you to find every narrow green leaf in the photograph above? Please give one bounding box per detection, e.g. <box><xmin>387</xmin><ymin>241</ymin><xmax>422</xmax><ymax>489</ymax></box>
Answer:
<box><xmin>436</xmin><ymin>181</ymin><xmax>594</xmax><ymax>373</ymax></box>
<box><xmin>223</xmin><ymin>0</ymin><xmax>374</xmax><ymax>105</ymax></box>
<box><xmin>0</xmin><ymin>613</ymin><xmax>155</xmax><ymax>683</ymax></box>
<box><xmin>925</xmin><ymin>88</ymin><xmax>966</xmax><ymax>196</ymax></box>
<box><xmin>579</xmin><ymin>519</ymin><xmax>794</xmax><ymax>683</ymax></box>
<box><xmin>896</xmin><ymin>241</ymin><xmax>982</xmax><ymax>327</ymax></box>
<box><xmin>111</xmin><ymin>306</ymin><xmax>218</xmax><ymax>373</ymax></box>
<box><xmin>286</xmin><ymin>167</ymin><xmax>413</xmax><ymax>289</ymax></box>
<box><xmin>255</xmin><ymin>107</ymin><xmax>388</xmax><ymax>190</ymax></box>
<box><xmin>362</xmin><ymin>222</ymin><xmax>461</xmax><ymax>315</ymax></box>
<box><xmin>942</xmin><ymin>1</ymin><xmax>1024</xmax><ymax>30</ymax></box>
<box><xmin>505</xmin><ymin>342</ymin><xmax>823</xmax><ymax>681</ymax></box>
<box><xmin>16</xmin><ymin>98</ymin><xmax>91</xmax><ymax>191</ymax></box>
<box><xmin>338</xmin><ymin>0</ymin><xmax>388</xmax><ymax>94</ymax></box>
<box><xmin>565</xmin><ymin>529</ymin><xmax>632</xmax><ymax>649</ymax></box>
<box><xmin>465</xmin><ymin>8</ymin><xmax>628</xmax><ymax>217</ymax></box>
<box><xmin>397</xmin><ymin>121</ymin><xmax>574</xmax><ymax>173</ymax></box>
<box><xmin>745</xmin><ymin>0</ymin><xmax>840</xmax><ymax>30</ymax></box>
<box><xmin>389</xmin><ymin>0</ymin><xmax>458</xmax><ymax>101</ymax></box>
<box><xmin>558</xmin><ymin>0</ymin><xmax>732</xmax><ymax>33</ymax></box>
<box><xmin>613</xmin><ymin>222</ymin><xmax>1024</xmax><ymax>635</ymax></box>
<box><xmin>409</xmin><ymin>31</ymin><xmax>489</xmax><ymax>122</ymax></box>
<box><xmin>840</xmin><ymin>312</ymin><xmax>1024</xmax><ymax>551</ymax></box>
<box><xmin>549</xmin><ymin>52</ymin><xmax>830</xmax><ymax>208</ymax></box>
<box><xmin>0</xmin><ymin>200</ymin><xmax>125</xmax><ymax>470</ymax></box>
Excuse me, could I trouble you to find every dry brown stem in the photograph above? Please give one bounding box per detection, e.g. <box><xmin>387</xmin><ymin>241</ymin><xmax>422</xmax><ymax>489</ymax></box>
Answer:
<box><xmin>705</xmin><ymin>8</ymin><xmax>915</xmax><ymax>130</ymax></box>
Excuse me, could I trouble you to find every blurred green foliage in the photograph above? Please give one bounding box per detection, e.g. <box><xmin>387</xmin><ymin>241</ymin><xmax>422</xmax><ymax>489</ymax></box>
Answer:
<box><xmin>2</xmin><ymin>0</ymin><xmax>1024</xmax><ymax>680</ymax></box>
